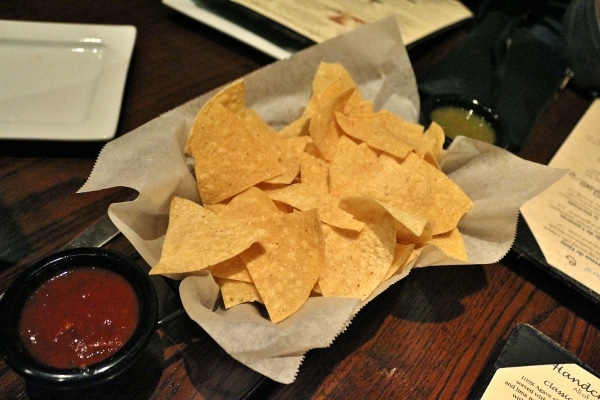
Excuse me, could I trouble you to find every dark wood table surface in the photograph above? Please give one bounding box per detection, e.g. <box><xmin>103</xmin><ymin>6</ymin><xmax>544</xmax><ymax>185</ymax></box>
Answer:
<box><xmin>1</xmin><ymin>1</ymin><xmax>598</xmax><ymax>399</ymax></box>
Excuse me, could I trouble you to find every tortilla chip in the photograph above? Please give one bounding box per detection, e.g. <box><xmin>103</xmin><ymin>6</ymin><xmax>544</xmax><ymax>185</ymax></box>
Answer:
<box><xmin>384</xmin><ymin>243</ymin><xmax>416</xmax><ymax>281</ymax></box>
<box><xmin>278</xmin><ymin>116</ymin><xmax>310</xmax><ymax>138</ymax></box>
<box><xmin>308</xmin><ymin>62</ymin><xmax>359</xmax><ymax>111</ymax></box>
<box><xmin>334</xmin><ymin>153</ymin><xmax>473</xmax><ymax>235</ymax></box>
<box><xmin>308</xmin><ymin>82</ymin><xmax>353</xmax><ymax>161</ymax></box>
<box><xmin>429</xmin><ymin>228</ymin><xmax>468</xmax><ymax>262</ymax></box>
<box><xmin>186</xmin><ymin>79</ymin><xmax>246</xmax><ymax>153</ymax></box>
<box><xmin>342</xmin><ymin>89</ymin><xmax>373</xmax><ymax>115</ymax></box>
<box><xmin>188</xmin><ymin>103</ymin><xmax>282</xmax><ymax>204</ymax></box>
<box><xmin>339</xmin><ymin>196</ymin><xmax>432</xmax><ymax>245</ymax></box>
<box><xmin>239</xmin><ymin>209</ymin><xmax>325</xmax><ymax>323</ymax></box>
<box><xmin>212</xmin><ymin>187</ymin><xmax>281</xmax><ymax>221</ymax></box>
<box><xmin>150</xmin><ymin>197</ymin><xmax>267</xmax><ymax>275</ymax></box>
<box><xmin>415</xmin><ymin>122</ymin><xmax>445</xmax><ymax>161</ymax></box>
<box><xmin>208</xmin><ymin>256</ymin><xmax>252</xmax><ymax>283</ymax></box>
<box><xmin>318</xmin><ymin>214</ymin><xmax>396</xmax><ymax>300</ymax></box>
<box><xmin>266</xmin><ymin>136</ymin><xmax>310</xmax><ymax>184</ymax></box>
<box><xmin>329</xmin><ymin>135</ymin><xmax>378</xmax><ymax>193</ymax></box>
<box><xmin>300</xmin><ymin>150</ymin><xmax>330</xmax><ymax>191</ymax></box>
<box><xmin>265</xmin><ymin>183</ymin><xmax>364</xmax><ymax>232</ymax></box>
<box><xmin>335</xmin><ymin>109</ymin><xmax>414</xmax><ymax>159</ymax></box>
<box><xmin>217</xmin><ymin>278</ymin><xmax>263</xmax><ymax>309</ymax></box>
<box><xmin>377</xmin><ymin>110</ymin><xmax>425</xmax><ymax>149</ymax></box>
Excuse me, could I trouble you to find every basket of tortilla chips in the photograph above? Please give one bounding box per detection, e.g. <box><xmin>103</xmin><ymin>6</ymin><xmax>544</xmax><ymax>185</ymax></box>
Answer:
<box><xmin>80</xmin><ymin>18</ymin><xmax>565</xmax><ymax>383</ymax></box>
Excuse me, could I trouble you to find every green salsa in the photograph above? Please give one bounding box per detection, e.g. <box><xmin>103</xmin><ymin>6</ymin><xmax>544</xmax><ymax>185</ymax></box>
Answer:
<box><xmin>430</xmin><ymin>106</ymin><xmax>496</xmax><ymax>144</ymax></box>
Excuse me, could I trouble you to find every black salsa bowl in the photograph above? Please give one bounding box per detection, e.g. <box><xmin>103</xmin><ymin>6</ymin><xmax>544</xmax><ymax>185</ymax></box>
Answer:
<box><xmin>420</xmin><ymin>94</ymin><xmax>509</xmax><ymax>149</ymax></box>
<box><xmin>0</xmin><ymin>247</ymin><xmax>158</xmax><ymax>390</ymax></box>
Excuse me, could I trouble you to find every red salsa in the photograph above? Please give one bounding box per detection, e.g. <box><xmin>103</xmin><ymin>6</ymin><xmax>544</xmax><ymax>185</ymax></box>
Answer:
<box><xmin>18</xmin><ymin>267</ymin><xmax>140</xmax><ymax>369</ymax></box>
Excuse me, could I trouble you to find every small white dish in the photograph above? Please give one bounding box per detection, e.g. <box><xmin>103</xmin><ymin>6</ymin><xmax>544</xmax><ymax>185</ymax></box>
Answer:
<box><xmin>0</xmin><ymin>20</ymin><xmax>136</xmax><ymax>141</ymax></box>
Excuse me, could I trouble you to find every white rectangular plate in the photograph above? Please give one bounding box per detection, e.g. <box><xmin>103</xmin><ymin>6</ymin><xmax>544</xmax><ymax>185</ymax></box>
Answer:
<box><xmin>0</xmin><ymin>20</ymin><xmax>136</xmax><ymax>141</ymax></box>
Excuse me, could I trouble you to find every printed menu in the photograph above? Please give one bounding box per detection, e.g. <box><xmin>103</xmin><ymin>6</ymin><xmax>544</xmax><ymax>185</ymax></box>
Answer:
<box><xmin>521</xmin><ymin>99</ymin><xmax>600</xmax><ymax>297</ymax></box>
<box><xmin>470</xmin><ymin>324</ymin><xmax>600</xmax><ymax>400</ymax></box>
<box><xmin>163</xmin><ymin>0</ymin><xmax>473</xmax><ymax>59</ymax></box>
<box><xmin>481</xmin><ymin>364</ymin><xmax>600</xmax><ymax>400</ymax></box>
<box><xmin>228</xmin><ymin>0</ymin><xmax>473</xmax><ymax>46</ymax></box>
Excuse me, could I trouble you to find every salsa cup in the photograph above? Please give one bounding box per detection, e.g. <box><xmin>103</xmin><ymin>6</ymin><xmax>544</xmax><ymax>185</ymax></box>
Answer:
<box><xmin>420</xmin><ymin>94</ymin><xmax>509</xmax><ymax>149</ymax></box>
<box><xmin>0</xmin><ymin>247</ymin><xmax>158</xmax><ymax>390</ymax></box>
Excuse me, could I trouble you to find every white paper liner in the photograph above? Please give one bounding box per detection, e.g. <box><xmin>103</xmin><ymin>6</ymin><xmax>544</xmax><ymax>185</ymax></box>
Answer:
<box><xmin>79</xmin><ymin>17</ymin><xmax>566</xmax><ymax>383</ymax></box>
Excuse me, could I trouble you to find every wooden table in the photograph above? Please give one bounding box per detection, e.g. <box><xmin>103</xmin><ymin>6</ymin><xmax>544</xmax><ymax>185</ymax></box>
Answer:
<box><xmin>0</xmin><ymin>1</ymin><xmax>597</xmax><ymax>399</ymax></box>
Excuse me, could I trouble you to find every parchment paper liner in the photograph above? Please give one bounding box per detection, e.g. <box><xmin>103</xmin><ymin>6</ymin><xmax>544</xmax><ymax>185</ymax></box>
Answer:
<box><xmin>80</xmin><ymin>17</ymin><xmax>566</xmax><ymax>383</ymax></box>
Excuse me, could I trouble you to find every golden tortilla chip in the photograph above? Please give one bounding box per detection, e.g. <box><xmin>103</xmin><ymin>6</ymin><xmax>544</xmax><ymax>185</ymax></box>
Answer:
<box><xmin>384</xmin><ymin>243</ymin><xmax>415</xmax><ymax>281</ymax></box>
<box><xmin>309</xmin><ymin>62</ymin><xmax>359</xmax><ymax>111</ymax></box>
<box><xmin>239</xmin><ymin>209</ymin><xmax>325</xmax><ymax>323</ymax></box>
<box><xmin>278</xmin><ymin>116</ymin><xmax>309</xmax><ymax>138</ymax></box>
<box><xmin>217</xmin><ymin>278</ymin><xmax>263</xmax><ymax>309</ymax></box>
<box><xmin>429</xmin><ymin>228</ymin><xmax>468</xmax><ymax>262</ymax></box>
<box><xmin>150</xmin><ymin>197</ymin><xmax>267</xmax><ymax>275</ymax></box>
<box><xmin>233</xmin><ymin>107</ymin><xmax>308</xmax><ymax>185</ymax></box>
<box><xmin>335</xmin><ymin>109</ymin><xmax>414</xmax><ymax>159</ymax></box>
<box><xmin>339</xmin><ymin>196</ymin><xmax>432</xmax><ymax>245</ymax></box>
<box><xmin>206</xmin><ymin>79</ymin><xmax>246</xmax><ymax>113</ymax></box>
<box><xmin>295</xmin><ymin>62</ymin><xmax>360</xmax><ymax>156</ymax></box>
<box><xmin>318</xmin><ymin>213</ymin><xmax>396</xmax><ymax>300</ymax></box>
<box><xmin>208</xmin><ymin>256</ymin><xmax>252</xmax><ymax>283</ymax></box>
<box><xmin>415</xmin><ymin>122</ymin><xmax>445</xmax><ymax>162</ymax></box>
<box><xmin>378</xmin><ymin>110</ymin><xmax>425</xmax><ymax>149</ymax></box>
<box><xmin>308</xmin><ymin>82</ymin><xmax>353</xmax><ymax>161</ymax></box>
<box><xmin>300</xmin><ymin>150</ymin><xmax>330</xmax><ymax>191</ymax></box>
<box><xmin>342</xmin><ymin>89</ymin><xmax>373</xmax><ymax>115</ymax></box>
<box><xmin>188</xmin><ymin>103</ymin><xmax>282</xmax><ymax>204</ymax></box>
<box><xmin>266</xmin><ymin>136</ymin><xmax>309</xmax><ymax>184</ymax></box>
<box><xmin>303</xmin><ymin>140</ymin><xmax>323</xmax><ymax>158</ymax></box>
<box><xmin>265</xmin><ymin>183</ymin><xmax>364</xmax><ymax>232</ymax></box>
<box><xmin>212</xmin><ymin>187</ymin><xmax>281</xmax><ymax>221</ymax></box>
<box><xmin>334</xmin><ymin>153</ymin><xmax>473</xmax><ymax>235</ymax></box>
<box><xmin>186</xmin><ymin>79</ymin><xmax>246</xmax><ymax>153</ymax></box>
<box><xmin>344</xmin><ymin>93</ymin><xmax>425</xmax><ymax>150</ymax></box>
<box><xmin>329</xmin><ymin>135</ymin><xmax>378</xmax><ymax>193</ymax></box>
